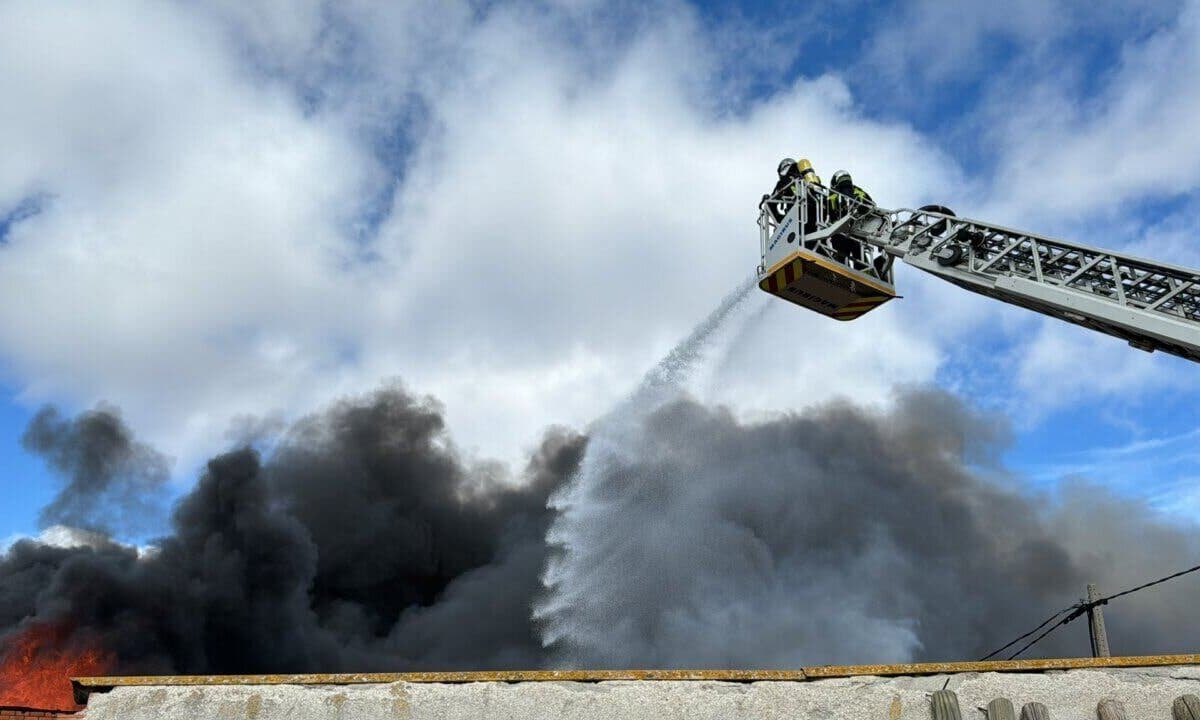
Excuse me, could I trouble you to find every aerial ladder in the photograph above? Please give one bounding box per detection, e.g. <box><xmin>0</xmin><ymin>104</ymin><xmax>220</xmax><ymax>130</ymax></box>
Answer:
<box><xmin>757</xmin><ymin>178</ymin><xmax>1200</xmax><ymax>363</ymax></box>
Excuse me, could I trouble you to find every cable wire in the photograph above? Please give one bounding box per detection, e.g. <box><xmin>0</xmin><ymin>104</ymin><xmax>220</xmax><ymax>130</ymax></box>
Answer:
<box><xmin>979</xmin><ymin>560</ymin><xmax>1200</xmax><ymax>661</ymax></box>
<box><xmin>1005</xmin><ymin>604</ymin><xmax>1091</xmax><ymax>660</ymax></box>
<box><xmin>1099</xmin><ymin>562</ymin><xmax>1200</xmax><ymax>604</ymax></box>
<box><xmin>977</xmin><ymin>606</ymin><xmax>1074</xmax><ymax>661</ymax></box>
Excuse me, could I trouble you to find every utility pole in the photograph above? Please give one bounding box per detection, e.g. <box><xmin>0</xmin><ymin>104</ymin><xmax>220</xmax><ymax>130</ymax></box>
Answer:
<box><xmin>1087</xmin><ymin>583</ymin><xmax>1111</xmax><ymax>658</ymax></box>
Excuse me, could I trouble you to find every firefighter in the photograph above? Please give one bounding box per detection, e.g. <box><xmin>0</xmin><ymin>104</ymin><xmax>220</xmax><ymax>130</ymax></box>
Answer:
<box><xmin>828</xmin><ymin>170</ymin><xmax>874</xmax><ymax>218</ymax></box>
<box><xmin>763</xmin><ymin>158</ymin><xmax>822</xmax><ymax>227</ymax></box>
<box><xmin>794</xmin><ymin>158</ymin><xmax>820</xmax><ymax>187</ymax></box>
<box><xmin>796</xmin><ymin>159</ymin><xmax>823</xmax><ymax>235</ymax></box>
<box><xmin>764</xmin><ymin>158</ymin><xmax>798</xmax><ymax>222</ymax></box>
<box><xmin>828</xmin><ymin>170</ymin><xmax>874</xmax><ymax>265</ymax></box>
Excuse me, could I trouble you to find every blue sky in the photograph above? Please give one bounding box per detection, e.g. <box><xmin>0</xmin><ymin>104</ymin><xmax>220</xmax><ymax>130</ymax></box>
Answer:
<box><xmin>0</xmin><ymin>384</ymin><xmax>54</xmax><ymax>540</ymax></box>
<box><xmin>1</xmin><ymin>0</ymin><xmax>1199</xmax><ymax>546</ymax></box>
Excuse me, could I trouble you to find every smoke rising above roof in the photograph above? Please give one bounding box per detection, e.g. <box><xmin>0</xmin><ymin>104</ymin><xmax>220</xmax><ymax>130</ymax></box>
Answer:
<box><xmin>2</xmin><ymin>329</ymin><xmax>1198</xmax><ymax>675</ymax></box>
<box><xmin>1</xmin><ymin>386</ymin><xmax>584</xmax><ymax>675</ymax></box>
<box><xmin>22</xmin><ymin>405</ymin><xmax>169</xmax><ymax>536</ymax></box>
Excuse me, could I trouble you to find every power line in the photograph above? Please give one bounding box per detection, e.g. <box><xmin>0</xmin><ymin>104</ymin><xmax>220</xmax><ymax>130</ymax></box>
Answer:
<box><xmin>978</xmin><ymin>606</ymin><xmax>1074</xmax><ymax>661</ymax></box>
<box><xmin>1004</xmin><ymin>608</ymin><xmax>1080</xmax><ymax>661</ymax></box>
<box><xmin>979</xmin><ymin>561</ymin><xmax>1200</xmax><ymax>662</ymax></box>
<box><xmin>1099</xmin><ymin>562</ymin><xmax>1200</xmax><ymax>604</ymax></box>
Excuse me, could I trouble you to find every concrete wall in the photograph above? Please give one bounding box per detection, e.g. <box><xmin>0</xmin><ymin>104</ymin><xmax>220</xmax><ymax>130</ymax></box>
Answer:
<box><xmin>81</xmin><ymin>665</ymin><xmax>1200</xmax><ymax>720</ymax></box>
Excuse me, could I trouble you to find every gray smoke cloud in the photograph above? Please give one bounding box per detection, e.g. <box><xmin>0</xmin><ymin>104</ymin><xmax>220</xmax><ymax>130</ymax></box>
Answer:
<box><xmin>21</xmin><ymin>404</ymin><xmax>170</xmax><ymax>535</ymax></box>
<box><xmin>538</xmin><ymin>387</ymin><xmax>1200</xmax><ymax>666</ymax></box>
<box><xmin>537</xmin><ymin>283</ymin><xmax>1200</xmax><ymax>667</ymax></box>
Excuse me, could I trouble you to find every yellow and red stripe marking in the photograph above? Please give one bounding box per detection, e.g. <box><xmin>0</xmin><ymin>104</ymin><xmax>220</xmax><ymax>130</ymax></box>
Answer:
<box><xmin>759</xmin><ymin>251</ymin><xmax>895</xmax><ymax>321</ymax></box>
<box><xmin>762</xmin><ymin>258</ymin><xmax>804</xmax><ymax>293</ymax></box>
<box><xmin>831</xmin><ymin>296</ymin><xmax>892</xmax><ymax>321</ymax></box>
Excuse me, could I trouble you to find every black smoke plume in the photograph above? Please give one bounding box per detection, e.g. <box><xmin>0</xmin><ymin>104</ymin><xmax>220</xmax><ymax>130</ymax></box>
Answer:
<box><xmin>21</xmin><ymin>405</ymin><xmax>169</xmax><ymax>535</ymax></box>
<box><xmin>1</xmin><ymin>386</ymin><xmax>584</xmax><ymax>673</ymax></box>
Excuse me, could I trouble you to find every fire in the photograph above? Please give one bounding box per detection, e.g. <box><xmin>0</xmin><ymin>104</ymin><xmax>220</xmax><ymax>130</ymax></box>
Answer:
<box><xmin>0</xmin><ymin>623</ymin><xmax>115</xmax><ymax>711</ymax></box>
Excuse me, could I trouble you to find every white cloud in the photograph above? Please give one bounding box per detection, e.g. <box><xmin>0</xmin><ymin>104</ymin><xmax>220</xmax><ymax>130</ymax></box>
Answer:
<box><xmin>865</xmin><ymin>0</ymin><xmax>1062</xmax><ymax>90</ymax></box>
<box><xmin>2</xmin><ymin>0</ymin><xmax>1197</xmax><ymax>484</ymax></box>
<box><xmin>863</xmin><ymin>1</ymin><xmax>1179</xmax><ymax>112</ymax></box>
<box><xmin>859</xmin><ymin>0</ymin><xmax>1200</xmax><ymax>421</ymax></box>
<box><xmin>972</xmin><ymin>1</ymin><xmax>1200</xmax><ymax>221</ymax></box>
<box><xmin>0</xmin><ymin>1</ymin><xmax>386</xmax><ymax>463</ymax></box>
<box><xmin>0</xmin><ymin>1</ymin><xmax>964</xmax><ymax>472</ymax></box>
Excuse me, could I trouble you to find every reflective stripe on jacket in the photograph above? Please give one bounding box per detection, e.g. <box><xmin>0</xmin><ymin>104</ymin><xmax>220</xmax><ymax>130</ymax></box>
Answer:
<box><xmin>828</xmin><ymin>186</ymin><xmax>874</xmax><ymax>215</ymax></box>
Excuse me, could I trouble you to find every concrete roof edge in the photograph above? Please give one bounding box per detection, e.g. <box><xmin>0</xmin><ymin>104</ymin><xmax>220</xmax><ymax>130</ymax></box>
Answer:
<box><xmin>802</xmin><ymin>654</ymin><xmax>1200</xmax><ymax>678</ymax></box>
<box><xmin>71</xmin><ymin>654</ymin><xmax>1200</xmax><ymax>702</ymax></box>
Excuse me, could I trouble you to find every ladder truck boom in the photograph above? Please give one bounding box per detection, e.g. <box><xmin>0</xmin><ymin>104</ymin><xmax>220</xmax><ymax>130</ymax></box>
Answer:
<box><xmin>757</xmin><ymin>180</ymin><xmax>1200</xmax><ymax>363</ymax></box>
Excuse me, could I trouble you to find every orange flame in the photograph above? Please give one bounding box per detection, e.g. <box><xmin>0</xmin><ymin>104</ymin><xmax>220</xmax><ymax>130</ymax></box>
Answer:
<box><xmin>0</xmin><ymin>623</ymin><xmax>115</xmax><ymax>711</ymax></box>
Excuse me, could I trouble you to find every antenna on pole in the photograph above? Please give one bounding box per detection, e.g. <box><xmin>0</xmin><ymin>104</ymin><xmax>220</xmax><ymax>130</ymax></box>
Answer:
<box><xmin>1087</xmin><ymin>583</ymin><xmax>1111</xmax><ymax>658</ymax></box>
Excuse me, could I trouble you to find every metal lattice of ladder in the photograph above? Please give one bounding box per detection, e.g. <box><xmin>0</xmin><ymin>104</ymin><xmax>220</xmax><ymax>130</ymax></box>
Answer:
<box><xmin>819</xmin><ymin>190</ymin><xmax>1200</xmax><ymax>362</ymax></box>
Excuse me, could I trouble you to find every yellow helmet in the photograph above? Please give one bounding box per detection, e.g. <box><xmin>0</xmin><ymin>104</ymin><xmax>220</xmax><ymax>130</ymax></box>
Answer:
<box><xmin>797</xmin><ymin>158</ymin><xmax>820</xmax><ymax>185</ymax></box>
